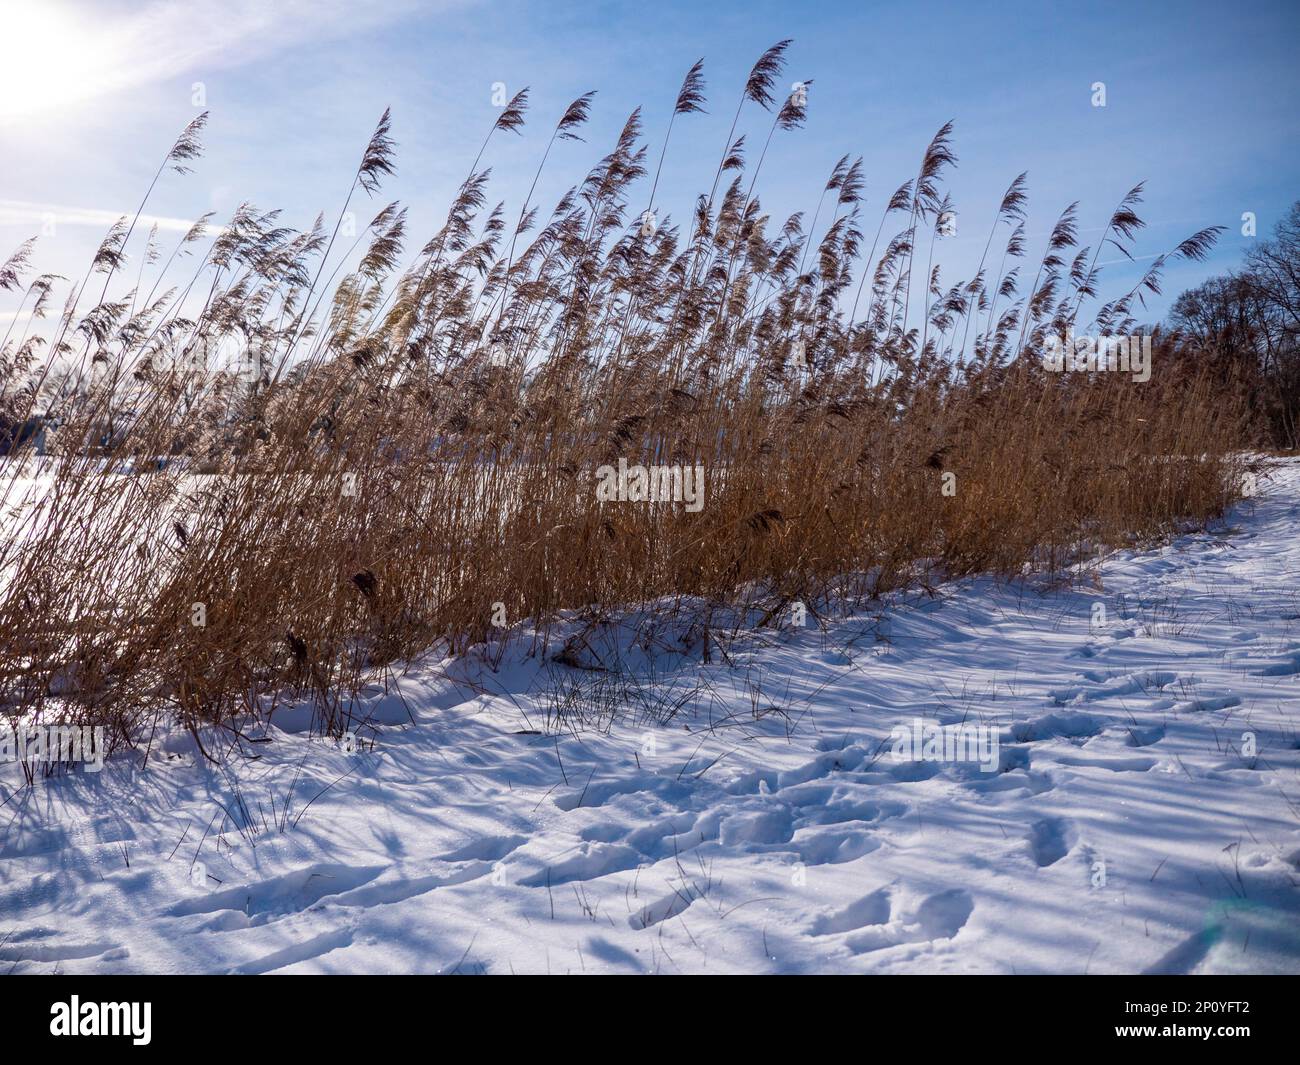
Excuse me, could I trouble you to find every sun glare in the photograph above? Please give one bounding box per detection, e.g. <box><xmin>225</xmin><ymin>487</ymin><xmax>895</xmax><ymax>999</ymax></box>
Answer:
<box><xmin>0</xmin><ymin>3</ymin><xmax>111</xmax><ymax>123</ymax></box>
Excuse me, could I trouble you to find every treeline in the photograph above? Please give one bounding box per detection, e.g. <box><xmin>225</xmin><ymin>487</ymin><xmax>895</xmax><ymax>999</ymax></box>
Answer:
<box><xmin>1166</xmin><ymin>203</ymin><xmax>1300</xmax><ymax>450</ymax></box>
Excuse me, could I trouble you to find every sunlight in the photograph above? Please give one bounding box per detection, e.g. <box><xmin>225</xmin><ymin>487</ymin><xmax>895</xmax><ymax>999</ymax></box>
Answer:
<box><xmin>0</xmin><ymin>2</ymin><xmax>113</xmax><ymax>123</ymax></box>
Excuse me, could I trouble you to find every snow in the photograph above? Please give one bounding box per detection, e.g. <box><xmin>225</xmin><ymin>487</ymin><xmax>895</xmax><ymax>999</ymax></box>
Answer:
<box><xmin>2</xmin><ymin>461</ymin><xmax>1299</xmax><ymax>974</ymax></box>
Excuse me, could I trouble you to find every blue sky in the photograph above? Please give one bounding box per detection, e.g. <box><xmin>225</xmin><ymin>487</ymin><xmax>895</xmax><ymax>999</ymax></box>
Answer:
<box><xmin>2</xmin><ymin>0</ymin><xmax>1298</xmax><ymax>328</ymax></box>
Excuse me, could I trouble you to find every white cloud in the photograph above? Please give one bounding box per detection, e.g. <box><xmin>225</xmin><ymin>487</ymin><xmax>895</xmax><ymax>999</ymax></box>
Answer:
<box><xmin>0</xmin><ymin>0</ymin><xmax>453</xmax><ymax>122</ymax></box>
<box><xmin>0</xmin><ymin>198</ymin><xmax>205</xmax><ymax>234</ymax></box>
<box><xmin>100</xmin><ymin>0</ymin><xmax>430</xmax><ymax>87</ymax></box>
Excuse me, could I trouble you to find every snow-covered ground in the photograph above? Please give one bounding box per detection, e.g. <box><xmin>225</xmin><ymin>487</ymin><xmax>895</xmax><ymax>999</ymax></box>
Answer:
<box><xmin>3</xmin><ymin>461</ymin><xmax>1299</xmax><ymax>974</ymax></box>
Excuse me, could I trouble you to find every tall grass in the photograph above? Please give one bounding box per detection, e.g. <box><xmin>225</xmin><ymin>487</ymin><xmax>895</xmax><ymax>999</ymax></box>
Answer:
<box><xmin>0</xmin><ymin>43</ymin><xmax>1252</xmax><ymax>765</ymax></box>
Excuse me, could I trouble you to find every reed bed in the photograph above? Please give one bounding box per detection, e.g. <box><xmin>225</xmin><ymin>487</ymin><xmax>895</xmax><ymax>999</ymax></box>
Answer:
<box><xmin>0</xmin><ymin>42</ymin><xmax>1252</xmax><ymax>763</ymax></box>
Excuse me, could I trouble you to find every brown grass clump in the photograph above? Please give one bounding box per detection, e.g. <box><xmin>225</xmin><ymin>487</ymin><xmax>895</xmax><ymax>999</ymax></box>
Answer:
<box><xmin>0</xmin><ymin>44</ymin><xmax>1252</xmax><ymax>767</ymax></box>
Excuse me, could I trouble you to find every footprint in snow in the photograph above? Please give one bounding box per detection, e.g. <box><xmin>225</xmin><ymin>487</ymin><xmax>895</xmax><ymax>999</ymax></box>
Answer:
<box><xmin>1172</xmin><ymin>694</ymin><xmax>1242</xmax><ymax>713</ymax></box>
<box><xmin>841</xmin><ymin>888</ymin><xmax>975</xmax><ymax>955</ymax></box>
<box><xmin>1028</xmin><ymin>817</ymin><xmax>1075</xmax><ymax>867</ymax></box>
